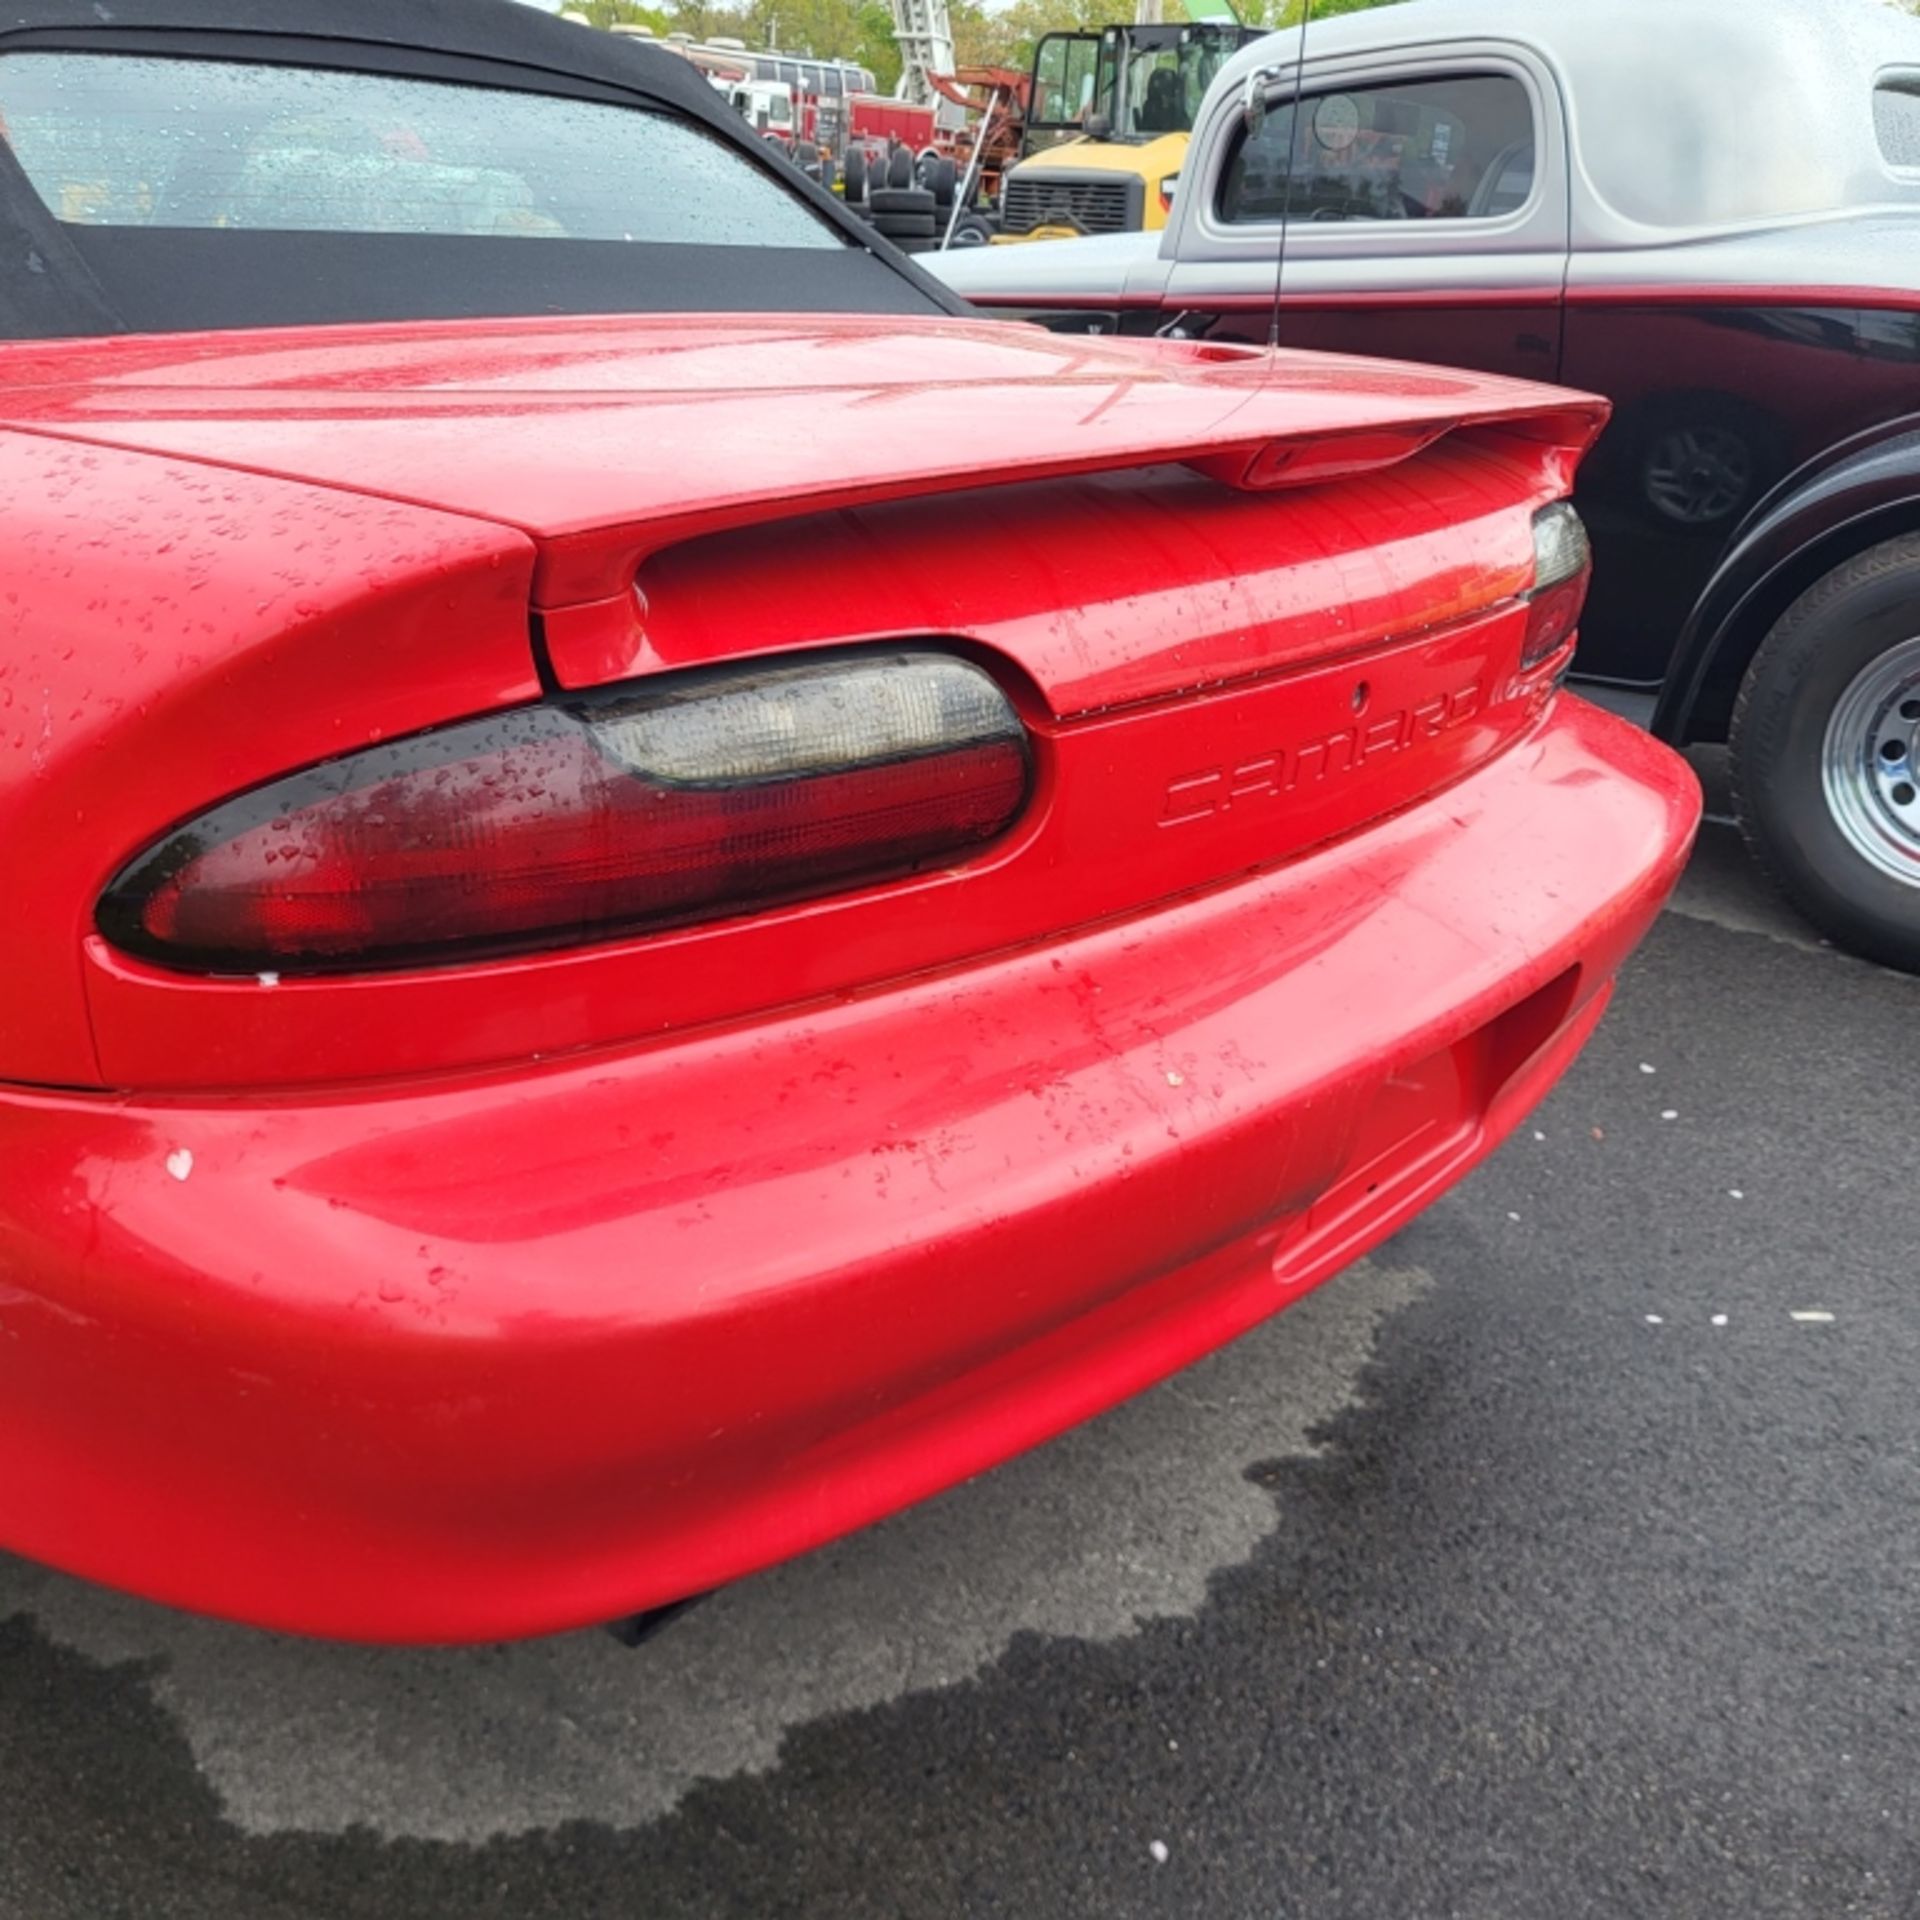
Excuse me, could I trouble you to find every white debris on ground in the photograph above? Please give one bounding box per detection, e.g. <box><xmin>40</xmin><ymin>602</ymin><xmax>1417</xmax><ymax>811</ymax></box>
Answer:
<box><xmin>1647</xmin><ymin>1310</ymin><xmax>1837</xmax><ymax>1328</ymax></box>
<box><xmin>1639</xmin><ymin>1063</ymin><xmax>1657</xmax><ymax>1075</ymax></box>
<box><xmin>164</xmin><ymin>1149</ymin><xmax>193</xmax><ymax>1182</ymax></box>
<box><xmin>1729</xmin><ymin>1189</ymin><xmax>1745</xmax><ymax>1200</ymax></box>
<box><xmin>1661</xmin><ymin>1109</ymin><xmax>1679</xmax><ymax>1121</ymax></box>
<box><xmin>1148</xmin><ymin>1841</ymin><xmax>1170</xmax><ymax>1865</ymax></box>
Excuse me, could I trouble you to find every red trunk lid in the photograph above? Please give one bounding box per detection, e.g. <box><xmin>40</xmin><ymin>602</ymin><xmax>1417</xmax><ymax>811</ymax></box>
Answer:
<box><xmin>0</xmin><ymin>311</ymin><xmax>1617</xmax><ymax>1091</ymax></box>
<box><xmin>0</xmin><ymin>311</ymin><xmax>1600</xmax><ymax>710</ymax></box>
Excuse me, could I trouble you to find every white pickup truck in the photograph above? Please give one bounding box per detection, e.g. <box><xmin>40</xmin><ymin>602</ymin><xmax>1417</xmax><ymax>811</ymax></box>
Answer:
<box><xmin>928</xmin><ymin>0</ymin><xmax>1920</xmax><ymax>974</ymax></box>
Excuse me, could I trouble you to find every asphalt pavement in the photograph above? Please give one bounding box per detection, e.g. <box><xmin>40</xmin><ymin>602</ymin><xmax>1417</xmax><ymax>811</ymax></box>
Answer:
<box><xmin>3</xmin><ymin>759</ymin><xmax>1917</xmax><ymax>1920</ymax></box>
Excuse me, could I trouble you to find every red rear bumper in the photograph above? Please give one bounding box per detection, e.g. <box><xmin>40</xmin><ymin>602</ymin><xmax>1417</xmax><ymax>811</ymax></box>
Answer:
<box><xmin>0</xmin><ymin>697</ymin><xmax>1697</xmax><ymax>1642</ymax></box>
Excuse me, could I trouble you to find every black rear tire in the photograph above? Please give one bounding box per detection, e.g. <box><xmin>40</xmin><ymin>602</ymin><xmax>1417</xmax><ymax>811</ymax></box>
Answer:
<box><xmin>1730</xmin><ymin>534</ymin><xmax>1920</xmax><ymax>973</ymax></box>
<box><xmin>888</xmin><ymin>144</ymin><xmax>914</xmax><ymax>189</ymax></box>
<box><xmin>841</xmin><ymin>147</ymin><xmax>867</xmax><ymax>204</ymax></box>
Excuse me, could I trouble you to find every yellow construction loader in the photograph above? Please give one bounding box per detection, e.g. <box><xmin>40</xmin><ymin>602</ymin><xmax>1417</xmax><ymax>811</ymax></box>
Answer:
<box><xmin>995</xmin><ymin>18</ymin><xmax>1257</xmax><ymax>241</ymax></box>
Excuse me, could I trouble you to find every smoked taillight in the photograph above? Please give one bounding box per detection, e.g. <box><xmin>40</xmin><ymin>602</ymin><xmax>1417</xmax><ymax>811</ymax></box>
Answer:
<box><xmin>98</xmin><ymin>651</ymin><xmax>1032</xmax><ymax>974</ymax></box>
<box><xmin>1520</xmin><ymin>501</ymin><xmax>1592</xmax><ymax>671</ymax></box>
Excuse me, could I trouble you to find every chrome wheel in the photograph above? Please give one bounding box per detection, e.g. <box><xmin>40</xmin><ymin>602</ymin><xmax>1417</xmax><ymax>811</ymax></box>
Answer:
<box><xmin>1642</xmin><ymin>424</ymin><xmax>1753</xmax><ymax>527</ymax></box>
<box><xmin>1821</xmin><ymin>635</ymin><xmax>1920</xmax><ymax>885</ymax></box>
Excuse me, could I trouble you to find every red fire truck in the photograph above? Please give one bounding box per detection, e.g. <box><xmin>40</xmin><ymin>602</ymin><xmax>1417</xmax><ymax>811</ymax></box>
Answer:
<box><xmin>617</xmin><ymin>26</ymin><xmax>938</xmax><ymax>164</ymax></box>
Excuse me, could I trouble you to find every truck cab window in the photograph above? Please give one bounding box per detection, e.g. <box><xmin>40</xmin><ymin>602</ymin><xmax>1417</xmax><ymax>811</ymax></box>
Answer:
<box><xmin>1219</xmin><ymin>72</ymin><xmax>1535</xmax><ymax>225</ymax></box>
<box><xmin>1877</xmin><ymin>78</ymin><xmax>1920</xmax><ymax>170</ymax></box>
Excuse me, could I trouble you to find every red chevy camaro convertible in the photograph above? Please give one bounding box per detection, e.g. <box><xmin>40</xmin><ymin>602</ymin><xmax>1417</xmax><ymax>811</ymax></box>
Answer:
<box><xmin>0</xmin><ymin>0</ymin><xmax>1698</xmax><ymax>1640</ymax></box>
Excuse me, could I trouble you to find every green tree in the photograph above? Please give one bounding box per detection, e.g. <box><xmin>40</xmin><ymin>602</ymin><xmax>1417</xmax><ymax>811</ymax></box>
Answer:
<box><xmin>573</xmin><ymin>0</ymin><xmax>673</xmax><ymax>28</ymax></box>
<box><xmin>970</xmin><ymin>0</ymin><xmax>1409</xmax><ymax>76</ymax></box>
<box><xmin>983</xmin><ymin>0</ymin><xmax>1125</xmax><ymax>74</ymax></box>
<box><xmin>1234</xmin><ymin>0</ymin><xmax>1408</xmax><ymax>28</ymax></box>
<box><xmin>854</xmin><ymin>0</ymin><xmax>905</xmax><ymax>88</ymax></box>
<box><xmin>572</xmin><ymin>0</ymin><xmax>1412</xmax><ymax>84</ymax></box>
<box><xmin>946</xmin><ymin>0</ymin><xmax>1003</xmax><ymax>70</ymax></box>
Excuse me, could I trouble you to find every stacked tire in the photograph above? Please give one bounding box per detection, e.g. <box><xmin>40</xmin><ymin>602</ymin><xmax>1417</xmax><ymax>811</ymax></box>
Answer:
<box><xmin>869</xmin><ymin>185</ymin><xmax>938</xmax><ymax>248</ymax></box>
<box><xmin>840</xmin><ymin>144</ymin><xmax>982</xmax><ymax>254</ymax></box>
<box><xmin>918</xmin><ymin>153</ymin><xmax>957</xmax><ymax>207</ymax></box>
<box><xmin>841</xmin><ymin>145</ymin><xmax>869</xmax><ymax>206</ymax></box>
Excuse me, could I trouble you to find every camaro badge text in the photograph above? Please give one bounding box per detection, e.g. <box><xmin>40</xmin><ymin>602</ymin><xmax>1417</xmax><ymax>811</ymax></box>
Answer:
<box><xmin>1159</xmin><ymin>682</ymin><xmax>1485</xmax><ymax>826</ymax></box>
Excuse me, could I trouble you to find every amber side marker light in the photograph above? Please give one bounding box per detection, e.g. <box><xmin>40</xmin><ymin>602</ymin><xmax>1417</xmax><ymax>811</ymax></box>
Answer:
<box><xmin>1521</xmin><ymin>501</ymin><xmax>1593</xmax><ymax>671</ymax></box>
<box><xmin>98</xmin><ymin>650</ymin><xmax>1032</xmax><ymax>975</ymax></box>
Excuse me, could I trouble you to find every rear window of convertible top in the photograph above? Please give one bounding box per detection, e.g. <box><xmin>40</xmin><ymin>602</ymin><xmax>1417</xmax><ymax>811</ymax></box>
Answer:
<box><xmin>0</xmin><ymin>49</ymin><xmax>844</xmax><ymax>248</ymax></box>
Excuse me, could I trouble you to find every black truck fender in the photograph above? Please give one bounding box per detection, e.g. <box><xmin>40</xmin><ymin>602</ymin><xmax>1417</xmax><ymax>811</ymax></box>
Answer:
<box><xmin>1653</xmin><ymin>415</ymin><xmax>1920</xmax><ymax>746</ymax></box>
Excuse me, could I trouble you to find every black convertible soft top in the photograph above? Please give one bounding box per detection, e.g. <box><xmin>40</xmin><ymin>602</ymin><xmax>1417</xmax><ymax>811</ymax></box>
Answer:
<box><xmin>0</xmin><ymin>0</ymin><xmax>964</xmax><ymax>338</ymax></box>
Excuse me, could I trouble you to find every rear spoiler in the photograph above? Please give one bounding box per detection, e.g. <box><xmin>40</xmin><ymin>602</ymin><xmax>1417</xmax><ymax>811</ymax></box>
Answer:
<box><xmin>535</xmin><ymin>352</ymin><xmax>1604</xmax><ymax>687</ymax></box>
<box><xmin>533</xmin><ymin>350</ymin><xmax>1605</xmax><ymax>608</ymax></box>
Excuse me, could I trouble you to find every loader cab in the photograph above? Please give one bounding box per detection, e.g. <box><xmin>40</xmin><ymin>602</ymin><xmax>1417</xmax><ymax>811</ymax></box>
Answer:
<box><xmin>1003</xmin><ymin>22</ymin><xmax>1255</xmax><ymax>238</ymax></box>
<box><xmin>1027</xmin><ymin>23</ymin><xmax>1246</xmax><ymax>146</ymax></box>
